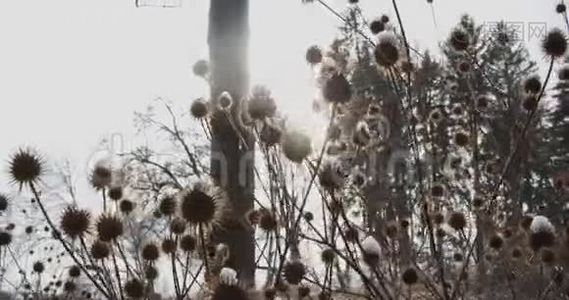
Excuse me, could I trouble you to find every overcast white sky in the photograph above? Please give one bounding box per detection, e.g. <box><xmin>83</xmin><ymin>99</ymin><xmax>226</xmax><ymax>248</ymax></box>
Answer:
<box><xmin>0</xmin><ymin>0</ymin><xmax>562</xmax><ymax>196</ymax></box>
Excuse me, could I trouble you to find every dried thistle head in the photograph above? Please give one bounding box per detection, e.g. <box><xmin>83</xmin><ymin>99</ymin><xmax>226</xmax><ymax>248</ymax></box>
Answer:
<box><xmin>179</xmin><ymin>181</ymin><xmax>225</xmax><ymax>226</ymax></box>
<box><xmin>159</xmin><ymin>196</ymin><xmax>177</xmax><ymax>216</ymax></box>
<box><xmin>170</xmin><ymin>217</ymin><xmax>187</xmax><ymax>235</ymax></box>
<box><xmin>180</xmin><ymin>235</ymin><xmax>197</xmax><ymax>252</ymax></box>
<box><xmin>306</xmin><ymin>45</ymin><xmax>323</xmax><ymax>65</ymax></box>
<box><xmin>448</xmin><ymin>212</ymin><xmax>467</xmax><ymax>231</ymax></box>
<box><xmin>60</xmin><ymin>207</ymin><xmax>91</xmax><ymax>239</ymax></box>
<box><xmin>323</xmin><ymin>73</ymin><xmax>352</xmax><ymax>104</ymax></box>
<box><xmin>142</xmin><ymin>243</ymin><xmax>160</xmax><ymax>261</ymax></box>
<box><xmin>374</xmin><ymin>32</ymin><xmax>400</xmax><ymax>67</ymax></box>
<box><xmin>190</xmin><ymin>98</ymin><xmax>209</xmax><ymax>119</ymax></box>
<box><xmin>8</xmin><ymin>148</ymin><xmax>43</xmax><ymax>189</ymax></box>
<box><xmin>96</xmin><ymin>214</ymin><xmax>123</xmax><ymax>242</ymax></box>
<box><xmin>161</xmin><ymin>238</ymin><xmax>177</xmax><ymax>254</ymax></box>
<box><xmin>542</xmin><ymin>28</ymin><xmax>567</xmax><ymax>58</ymax></box>
<box><xmin>124</xmin><ymin>279</ymin><xmax>145</xmax><ymax>299</ymax></box>
<box><xmin>119</xmin><ymin>199</ymin><xmax>135</xmax><ymax>215</ymax></box>
<box><xmin>283</xmin><ymin>260</ymin><xmax>306</xmax><ymax>285</ymax></box>
<box><xmin>91</xmin><ymin>240</ymin><xmax>110</xmax><ymax>260</ymax></box>
<box><xmin>449</xmin><ymin>28</ymin><xmax>470</xmax><ymax>52</ymax></box>
<box><xmin>281</xmin><ymin>130</ymin><xmax>312</xmax><ymax>163</ymax></box>
<box><xmin>90</xmin><ymin>161</ymin><xmax>112</xmax><ymax>190</ymax></box>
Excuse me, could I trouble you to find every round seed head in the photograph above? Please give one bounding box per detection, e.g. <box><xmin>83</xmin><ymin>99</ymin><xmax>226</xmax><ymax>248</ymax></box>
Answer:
<box><xmin>542</xmin><ymin>28</ymin><xmax>567</xmax><ymax>58</ymax></box>
<box><xmin>523</xmin><ymin>75</ymin><xmax>542</xmax><ymax>94</ymax></box>
<box><xmin>9</xmin><ymin>149</ymin><xmax>43</xmax><ymax>188</ymax></box>
<box><xmin>449</xmin><ymin>28</ymin><xmax>470</xmax><ymax>51</ymax></box>
<box><xmin>170</xmin><ymin>218</ymin><xmax>187</xmax><ymax>235</ymax></box>
<box><xmin>161</xmin><ymin>238</ymin><xmax>177</xmax><ymax>254</ymax></box>
<box><xmin>96</xmin><ymin>214</ymin><xmax>123</xmax><ymax>242</ymax></box>
<box><xmin>284</xmin><ymin>261</ymin><xmax>306</xmax><ymax>285</ymax></box>
<box><xmin>142</xmin><ymin>243</ymin><xmax>160</xmax><ymax>261</ymax></box>
<box><xmin>448</xmin><ymin>212</ymin><xmax>467</xmax><ymax>230</ymax></box>
<box><xmin>119</xmin><ymin>199</ymin><xmax>135</xmax><ymax>214</ymax></box>
<box><xmin>91</xmin><ymin>241</ymin><xmax>110</xmax><ymax>260</ymax></box>
<box><xmin>281</xmin><ymin>130</ymin><xmax>312</xmax><ymax>163</ymax></box>
<box><xmin>306</xmin><ymin>45</ymin><xmax>323</xmax><ymax>64</ymax></box>
<box><xmin>192</xmin><ymin>59</ymin><xmax>209</xmax><ymax>77</ymax></box>
<box><xmin>159</xmin><ymin>196</ymin><xmax>177</xmax><ymax>216</ymax></box>
<box><xmin>190</xmin><ymin>98</ymin><xmax>209</xmax><ymax>119</ymax></box>
<box><xmin>323</xmin><ymin>73</ymin><xmax>352</xmax><ymax>104</ymax></box>
<box><xmin>180</xmin><ymin>235</ymin><xmax>197</xmax><ymax>252</ymax></box>
<box><xmin>374</xmin><ymin>32</ymin><xmax>400</xmax><ymax>67</ymax></box>
<box><xmin>60</xmin><ymin>207</ymin><xmax>91</xmax><ymax>239</ymax></box>
<box><xmin>107</xmin><ymin>186</ymin><xmax>123</xmax><ymax>201</ymax></box>
<box><xmin>124</xmin><ymin>279</ymin><xmax>145</xmax><ymax>299</ymax></box>
<box><xmin>68</xmin><ymin>265</ymin><xmax>81</xmax><ymax>278</ymax></box>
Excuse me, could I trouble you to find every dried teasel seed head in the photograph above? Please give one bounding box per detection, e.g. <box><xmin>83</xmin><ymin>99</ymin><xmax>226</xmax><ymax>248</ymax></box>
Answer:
<box><xmin>323</xmin><ymin>73</ymin><xmax>352</xmax><ymax>104</ymax></box>
<box><xmin>124</xmin><ymin>279</ymin><xmax>145</xmax><ymax>299</ymax></box>
<box><xmin>60</xmin><ymin>207</ymin><xmax>91</xmax><ymax>239</ymax></box>
<box><xmin>159</xmin><ymin>196</ymin><xmax>177</xmax><ymax>216</ymax></box>
<box><xmin>306</xmin><ymin>45</ymin><xmax>323</xmax><ymax>64</ymax></box>
<box><xmin>142</xmin><ymin>243</ymin><xmax>160</xmax><ymax>261</ymax></box>
<box><xmin>162</xmin><ymin>238</ymin><xmax>177</xmax><ymax>254</ymax></box>
<box><xmin>369</xmin><ymin>19</ymin><xmax>385</xmax><ymax>35</ymax></box>
<box><xmin>107</xmin><ymin>186</ymin><xmax>123</xmax><ymax>201</ymax></box>
<box><xmin>91</xmin><ymin>241</ymin><xmax>110</xmax><ymax>260</ymax></box>
<box><xmin>96</xmin><ymin>214</ymin><xmax>123</xmax><ymax>242</ymax></box>
<box><xmin>542</xmin><ymin>28</ymin><xmax>568</xmax><ymax>58</ymax></box>
<box><xmin>119</xmin><ymin>199</ymin><xmax>135</xmax><ymax>215</ymax></box>
<box><xmin>401</xmin><ymin>268</ymin><xmax>418</xmax><ymax>285</ymax></box>
<box><xmin>170</xmin><ymin>218</ymin><xmax>187</xmax><ymax>235</ymax></box>
<box><xmin>448</xmin><ymin>212</ymin><xmax>467</xmax><ymax>231</ymax></box>
<box><xmin>145</xmin><ymin>265</ymin><xmax>159</xmax><ymax>281</ymax></box>
<box><xmin>523</xmin><ymin>75</ymin><xmax>542</xmax><ymax>95</ymax></box>
<box><xmin>281</xmin><ymin>130</ymin><xmax>312</xmax><ymax>163</ymax></box>
<box><xmin>180</xmin><ymin>235</ymin><xmax>197</xmax><ymax>252</ymax></box>
<box><xmin>449</xmin><ymin>28</ymin><xmax>470</xmax><ymax>51</ymax></box>
<box><xmin>283</xmin><ymin>261</ymin><xmax>306</xmax><ymax>285</ymax></box>
<box><xmin>321</xmin><ymin>248</ymin><xmax>336</xmax><ymax>264</ymax></box>
<box><xmin>190</xmin><ymin>98</ymin><xmax>209</xmax><ymax>119</ymax></box>
<box><xmin>9</xmin><ymin>148</ymin><xmax>43</xmax><ymax>189</ymax></box>
<box><xmin>374</xmin><ymin>32</ymin><xmax>400</xmax><ymax>67</ymax></box>
<box><xmin>192</xmin><ymin>59</ymin><xmax>209</xmax><ymax>77</ymax></box>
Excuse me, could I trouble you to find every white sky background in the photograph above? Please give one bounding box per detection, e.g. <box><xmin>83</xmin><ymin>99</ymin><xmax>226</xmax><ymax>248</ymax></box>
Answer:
<box><xmin>0</xmin><ymin>0</ymin><xmax>564</xmax><ymax>295</ymax></box>
<box><xmin>0</xmin><ymin>0</ymin><xmax>562</xmax><ymax>191</ymax></box>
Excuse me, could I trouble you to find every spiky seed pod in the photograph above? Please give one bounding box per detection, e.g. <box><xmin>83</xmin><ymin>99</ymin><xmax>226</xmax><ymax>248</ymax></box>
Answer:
<box><xmin>170</xmin><ymin>218</ymin><xmax>187</xmax><ymax>235</ymax></box>
<box><xmin>217</xmin><ymin>91</ymin><xmax>233</xmax><ymax>110</ymax></box>
<box><xmin>477</xmin><ymin>95</ymin><xmax>489</xmax><ymax>110</ymax></box>
<box><xmin>362</xmin><ymin>236</ymin><xmax>381</xmax><ymax>265</ymax></box>
<box><xmin>489</xmin><ymin>234</ymin><xmax>504</xmax><ymax>250</ymax></box>
<box><xmin>107</xmin><ymin>186</ymin><xmax>123</xmax><ymax>201</ymax></box>
<box><xmin>457</xmin><ymin>61</ymin><xmax>471</xmax><ymax>74</ymax></box>
<box><xmin>119</xmin><ymin>199</ymin><xmax>134</xmax><ymax>214</ymax></box>
<box><xmin>448</xmin><ymin>212</ymin><xmax>467</xmax><ymax>231</ymax></box>
<box><xmin>9</xmin><ymin>149</ymin><xmax>43</xmax><ymax>188</ymax></box>
<box><xmin>298</xmin><ymin>286</ymin><xmax>311</xmax><ymax>297</ymax></box>
<box><xmin>472</xmin><ymin>197</ymin><xmax>484</xmax><ymax>208</ymax></box>
<box><xmin>284</xmin><ymin>261</ymin><xmax>306</xmax><ymax>285</ymax></box>
<box><xmin>431</xmin><ymin>184</ymin><xmax>445</xmax><ymax>197</ymax></box>
<box><xmin>319</xmin><ymin>160</ymin><xmax>346</xmax><ymax>190</ymax></box>
<box><xmin>142</xmin><ymin>243</ymin><xmax>160</xmax><ymax>261</ymax></box>
<box><xmin>90</xmin><ymin>162</ymin><xmax>112</xmax><ymax>190</ymax></box>
<box><xmin>96</xmin><ymin>214</ymin><xmax>123</xmax><ymax>242</ymax></box>
<box><xmin>0</xmin><ymin>194</ymin><xmax>8</xmax><ymax>211</ymax></box>
<box><xmin>306</xmin><ymin>45</ymin><xmax>323</xmax><ymax>64</ymax></box>
<box><xmin>91</xmin><ymin>241</ymin><xmax>110</xmax><ymax>260</ymax></box>
<box><xmin>248</xmin><ymin>85</ymin><xmax>277</xmax><ymax>120</ymax></box>
<box><xmin>192</xmin><ymin>59</ymin><xmax>209</xmax><ymax>77</ymax></box>
<box><xmin>541</xmin><ymin>248</ymin><xmax>556</xmax><ymax>264</ymax></box>
<box><xmin>60</xmin><ymin>207</ymin><xmax>91</xmax><ymax>239</ymax></box>
<box><xmin>124</xmin><ymin>279</ymin><xmax>145</xmax><ymax>299</ymax></box>
<box><xmin>449</xmin><ymin>28</ymin><xmax>470</xmax><ymax>51</ymax></box>
<box><xmin>212</xmin><ymin>284</ymin><xmax>249</xmax><ymax>300</ymax></box>
<box><xmin>281</xmin><ymin>130</ymin><xmax>312</xmax><ymax>163</ymax></box>
<box><xmin>180</xmin><ymin>189</ymin><xmax>218</xmax><ymax>225</ymax></box>
<box><xmin>323</xmin><ymin>73</ymin><xmax>352</xmax><ymax>104</ymax></box>
<box><xmin>523</xmin><ymin>75</ymin><xmax>542</xmax><ymax>94</ymax></box>
<box><xmin>161</xmin><ymin>238</ymin><xmax>177</xmax><ymax>254</ymax></box>
<box><xmin>454</xmin><ymin>252</ymin><xmax>463</xmax><ymax>262</ymax></box>
<box><xmin>159</xmin><ymin>196</ymin><xmax>177</xmax><ymax>216</ymax></box>
<box><xmin>145</xmin><ymin>266</ymin><xmax>159</xmax><ymax>281</ymax></box>
<box><xmin>321</xmin><ymin>248</ymin><xmax>336</xmax><ymax>264</ymax></box>
<box><xmin>559</xmin><ymin>64</ymin><xmax>569</xmax><ymax>81</ymax></box>
<box><xmin>369</xmin><ymin>19</ymin><xmax>385</xmax><ymax>34</ymax></box>
<box><xmin>543</xmin><ymin>28</ymin><xmax>568</xmax><ymax>58</ymax></box>
<box><xmin>401</xmin><ymin>268</ymin><xmax>418</xmax><ymax>285</ymax></box>
<box><xmin>522</xmin><ymin>95</ymin><xmax>538</xmax><ymax>111</ymax></box>
<box><xmin>259</xmin><ymin>210</ymin><xmax>278</xmax><ymax>232</ymax></box>
<box><xmin>374</xmin><ymin>32</ymin><xmax>400</xmax><ymax>67</ymax></box>
<box><xmin>33</xmin><ymin>261</ymin><xmax>45</xmax><ymax>273</ymax></box>
<box><xmin>454</xmin><ymin>131</ymin><xmax>470</xmax><ymax>147</ymax></box>
<box><xmin>429</xmin><ymin>108</ymin><xmax>444</xmax><ymax>124</ymax></box>
<box><xmin>260</xmin><ymin>124</ymin><xmax>282</xmax><ymax>147</ymax></box>
<box><xmin>529</xmin><ymin>215</ymin><xmax>556</xmax><ymax>251</ymax></box>
<box><xmin>63</xmin><ymin>281</ymin><xmax>76</xmax><ymax>293</ymax></box>
<box><xmin>433</xmin><ymin>212</ymin><xmax>444</xmax><ymax>225</ymax></box>
<box><xmin>68</xmin><ymin>266</ymin><xmax>80</xmax><ymax>278</ymax></box>
<box><xmin>557</xmin><ymin>3</ymin><xmax>567</xmax><ymax>13</ymax></box>
<box><xmin>180</xmin><ymin>235</ymin><xmax>197</xmax><ymax>252</ymax></box>
<box><xmin>190</xmin><ymin>98</ymin><xmax>208</xmax><ymax>119</ymax></box>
